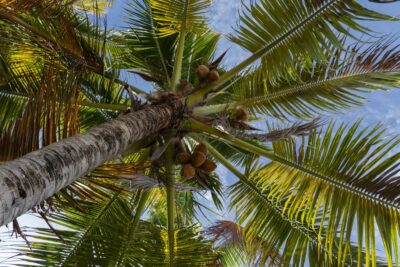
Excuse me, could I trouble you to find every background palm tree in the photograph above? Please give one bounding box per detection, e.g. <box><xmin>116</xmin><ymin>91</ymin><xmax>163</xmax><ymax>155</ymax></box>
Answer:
<box><xmin>1</xmin><ymin>0</ymin><xmax>400</xmax><ymax>266</ymax></box>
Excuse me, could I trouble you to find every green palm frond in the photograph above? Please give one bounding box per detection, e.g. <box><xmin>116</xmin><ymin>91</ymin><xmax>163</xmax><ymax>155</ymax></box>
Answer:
<box><xmin>150</xmin><ymin>0</ymin><xmax>212</xmax><ymax>37</ymax></box>
<box><xmin>13</xmin><ymin>193</ymin><xmax>218</xmax><ymax>267</ymax></box>
<box><xmin>181</xmin><ymin>31</ymin><xmax>220</xmax><ymax>84</ymax></box>
<box><xmin>117</xmin><ymin>0</ymin><xmax>178</xmax><ymax>87</ymax></box>
<box><xmin>198</xmin><ymin>40</ymin><xmax>400</xmax><ymax>119</ymax></box>
<box><xmin>0</xmin><ymin>2</ymin><xmax>108</xmax><ymax>76</ymax></box>
<box><xmin>117</xmin><ymin>0</ymin><xmax>219</xmax><ymax>89</ymax></box>
<box><xmin>0</xmin><ymin>90</ymin><xmax>28</xmax><ymax>131</ymax></box>
<box><xmin>16</xmin><ymin>193</ymin><xmax>134</xmax><ymax>267</ymax></box>
<box><xmin>72</xmin><ymin>0</ymin><xmax>114</xmax><ymax>13</ymax></box>
<box><xmin>230</xmin><ymin>0</ymin><xmax>395</xmax><ymax>81</ymax></box>
<box><xmin>119</xmin><ymin>222</ymin><xmax>218</xmax><ymax>266</ymax></box>
<box><xmin>232</xmin><ymin>122</ymin><xmax>400</xmax><ymax>266</ymax></box>
<box><xmin>188</xmin><ymin>0</ymin><xmax>397</xmax><ymax>104</ymax></box>
<box><xmin>229</xmin><ymin>169</ymin><xmax>391</xmax><ymax>267</ymax></box>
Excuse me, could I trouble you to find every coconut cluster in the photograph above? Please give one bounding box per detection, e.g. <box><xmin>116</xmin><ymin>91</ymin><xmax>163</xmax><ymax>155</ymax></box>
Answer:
<box><xmin>176</xmin><ymin>143</ymin><xmax>217</xmax><ymax>178</ymax></box>
<box><xmin>196</xmin><ymin>65</ymin><xmax>220</xmax><ymax>82</ymax></box>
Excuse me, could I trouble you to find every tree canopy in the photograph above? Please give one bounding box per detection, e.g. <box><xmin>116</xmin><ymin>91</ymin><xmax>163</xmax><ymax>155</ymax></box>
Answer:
<box><xmin>0</xmin><ymin>0</ymin><xmax>400</xmax><ymax>266</ymax></box>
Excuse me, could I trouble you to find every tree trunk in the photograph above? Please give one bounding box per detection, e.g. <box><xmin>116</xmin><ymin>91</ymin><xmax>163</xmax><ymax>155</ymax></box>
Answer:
<box><xmin>0</xmin><ymin>104</ymin><xmax>173</xmax><ymax>226</ymax></box>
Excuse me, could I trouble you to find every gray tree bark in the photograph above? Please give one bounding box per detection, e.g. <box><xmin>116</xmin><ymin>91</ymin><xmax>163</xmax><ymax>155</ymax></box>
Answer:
<box><xmin>0</xmin><ymin>104</ymin><xmax>173</xmax><ymax>226</ymax></box>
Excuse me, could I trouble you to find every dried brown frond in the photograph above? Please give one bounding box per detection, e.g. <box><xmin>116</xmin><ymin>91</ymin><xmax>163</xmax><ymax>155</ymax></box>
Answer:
<box><xmin>208</xmin><ymin>220</ymin><xmax>283</xmax><ymax>266</ymax></box>
<box><xmin>208</xmin><ymin>220</ymin><xmax>243</xmax><ymax>246</ymax></box>
<box><xmin>11</xmin><ymin>219</ymin><xmax>31</xmax><ymax>248</ymax></box>
<box><xmin>235</xmin><ymin>118</ymin><xmax>324</xmax><ymax>142</ymax></box>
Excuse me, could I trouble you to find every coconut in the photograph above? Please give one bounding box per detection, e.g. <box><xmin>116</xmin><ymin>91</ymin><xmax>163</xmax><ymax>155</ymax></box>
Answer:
<box><xmin>191</xmin><ymin>151</ymin><xmax>207</xmax><ymax>167</ymax></box>
<box><xmin>194</xmin><ymin>143</ymin><xmax>208</xmax><ymax>156</ymax></box>
<box><xmin>208</xmin><ymin>70</ymin><xmax>220</xmax><ymax>82</ymax></box>
<box><xmin>176</xmin><ymin>152</ymin><xmax>191</xmax><ymax>165</ymax></box>
<box><xmin>196</xmin><ymin>65</ymin><xmax>210</xmax><ymax>79</ymax></box>
<box><xmin>200</xmin><ymin>159</ymin><xmax>217</xmax><ymax>173</ymax></box>
<box><xmin>182</xmin><ymin>164</ymin><xmax>196</xmax><ymax>178</ymax></box>
<box><xmin>235</xmin><ymin>107</ymin><xmax>249</xmax><ymax>122</ymax></box>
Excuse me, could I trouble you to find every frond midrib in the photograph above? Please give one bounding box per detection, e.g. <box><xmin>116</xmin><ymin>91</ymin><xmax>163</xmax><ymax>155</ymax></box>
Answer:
<box><xmin>247</xmin><ymin>0</ymin><xmax>339</xmax><ymax>56</ymax></box>
<box><xmin>196</xmin><ymin>69</ymin><xmax>393</xmax><ymax>115</ymax></box>
<box><xmin>272</xmin><ymin>154</ymin><xmax>400</xmax><ymax>211</ymax></box>
<box><xmin>241</xmin><ymin>71</ymin><xmax>389</xmax><ymax>105</ymax></box>
<box><xmin>60</xmin><ymin>193</ymin><xmax>122</xmax><ymax>266</ymax></box>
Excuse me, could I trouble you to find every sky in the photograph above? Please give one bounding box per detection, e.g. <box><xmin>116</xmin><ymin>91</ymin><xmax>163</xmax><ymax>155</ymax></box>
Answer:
<box><xmin>1</xmin><ymin>0</ymin><xmax>400</xmax><ymax>265</ymax></box>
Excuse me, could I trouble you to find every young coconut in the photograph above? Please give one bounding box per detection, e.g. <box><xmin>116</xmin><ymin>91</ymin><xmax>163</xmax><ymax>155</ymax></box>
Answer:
<box><xmin>182</xmin><ymin>164</ymin><xmax>196</xmax><ymax>178</ymax></box>
<box><xmin>235</xmin><ymin>106</ymin><xmax>249</xmax><ymax>122</ymax></box>
<box><xmin>191</xmin><ymin>152</ymin><xmax>207</xmax><ymax>167</ymax></box>
<box><xmin>196</xmin><ymin>65</ymin><xmax>210</xmax><ymax>79</ymax></box>
<box><xmin>200</xmin><ymin>159</ymin><xmax>217</xmax><ymax>173</ymax></box>
<box><xmin>194</xmin><ymin>143</ymin><xmax>208</xmax><ymax>156</ymax></box>
<box><xmin>208</xmin><ymin>70</ymin><xmax>220</xmax><ymax>82</ymax></box>
<box><xmin>176</xmin><ymin>152</ymin><xmax>191</xmax><ymax>165</ymax></box>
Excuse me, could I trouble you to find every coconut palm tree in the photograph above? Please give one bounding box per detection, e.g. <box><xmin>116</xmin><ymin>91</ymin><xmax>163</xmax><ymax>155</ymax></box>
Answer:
<box><xmin>1</xmin><ymin>0</ymin><xmax>400</xmax><ymax>266</ymax></box>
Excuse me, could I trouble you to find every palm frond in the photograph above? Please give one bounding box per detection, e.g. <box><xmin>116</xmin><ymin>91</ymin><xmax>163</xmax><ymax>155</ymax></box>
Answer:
<box><xmin>229</xmin><ymin>166</ymin><xmax>391</xmax><ymax>267</ymax></box>
<box><xmin>14</xmin><ymin>194</ymin><xmax>218</xmax><ymax>266</ymax></box>
<box><xmin>188</xmin><ymin>0</ymin><xmax>397</xmax><ymax>104</ymax></box>
<box><xmin>72</xmin><ymin>0</ymin><xmax>114</xmax><ymax>13</ymax></box>
<box><xmin>238</xmin><ymin>122</ymin><xmax>400</xmax><ymax>266</ymax></box>
<box><xmin>209</xmin><ymin>220</ymin><xmax>282</xmax><ymax>266</ymax></box>
<box><xmin>203</xmin><ymin>39</ymin><xmax>400</xmax><ymax>119</ymax></box>
<box><xmin>150</xmin><ymin>0</ymin><xmax>212</xmax><ymax>37</ymax></box>
<box><xmin>117</xmin><ymin>1</ymin><xmax>219</xmax><ymax>89</ymax></box>
<box><xmin>230</xmin><ymin>0</ymin><xmax>395</xmax><ymax>81</ymax></box>
<box><xmin>117</xmin><ymin>0</ymin><xmax>178</xmax><ymax>87</ymax></box>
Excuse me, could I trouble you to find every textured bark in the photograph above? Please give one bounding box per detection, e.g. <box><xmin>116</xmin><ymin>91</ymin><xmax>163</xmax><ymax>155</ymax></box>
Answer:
<box><xmin>0</xmin><ymin>105</ymin><xmax>173</xmax><ymax>226</ymax></box>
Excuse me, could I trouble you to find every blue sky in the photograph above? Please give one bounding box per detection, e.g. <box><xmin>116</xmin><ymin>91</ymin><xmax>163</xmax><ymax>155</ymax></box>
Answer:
<box><xmin>1</xmin><ymin>0</ymin><xmax>400</xmax><ymax>265</ymax></box>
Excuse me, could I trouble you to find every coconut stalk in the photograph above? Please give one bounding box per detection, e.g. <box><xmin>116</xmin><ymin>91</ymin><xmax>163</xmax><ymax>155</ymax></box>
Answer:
<box><xmin>0</xmin><ymin>105</ymin><xmax>174</xmax><ymax>226</ymax></box>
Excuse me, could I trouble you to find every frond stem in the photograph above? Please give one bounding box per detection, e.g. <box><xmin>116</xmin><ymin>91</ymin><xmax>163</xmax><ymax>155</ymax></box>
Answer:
<box><xmin>193</xmin><ymin>71</ymin><xmax>389</xmax><ymax>115</ymax></box>
<box><xmin>166</xmin><ymin>142</ymin><xmax>176</xmax><ymax>266</ymax></box>
<box><xmin>171</xmin><ymin>0</ymin><xmax>189</xmax><ymax>91</ymax></box>
<box><xmin>115</xmin><ymin>191</ymin><xmax>150</xmax><ymax>267</ymax></box>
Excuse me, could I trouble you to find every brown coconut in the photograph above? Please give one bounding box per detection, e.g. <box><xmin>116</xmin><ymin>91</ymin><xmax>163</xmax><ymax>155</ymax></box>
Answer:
<box><xmin>182</xmin><ymin>164</ymin><xmax>196</xmax><ymax>178</ymax></box>
<box><xmin>196</xmin><ymin>65</ymin><xmax>210</xmax><ymax>79</ymax></box>
<box><xmin>194</xmin><ymin>143</ymin><xmax>208</xmax><ymax>156</ymax></box>
<box><xmin>200</xmin><ymin>159</ymin><xmax>217</xmax><ymax>173</ymax></box>
<box><xmin>235</xmin><ymin>107</ymin><xmax>249</xmax><ymax>122</ymax></box>
<box><xmin>191</xmin><ymin>151</ymin><xmax>207</xmax><ymax>167</ymax></box>
<box><xmin>208</xmin><ymin>70</ymin><xmax>220</xmax><ymax>82</ymax></box>
<box><xmin>176</xmin><ymin>152</ymin><xmax>191</xmax><ymax>165</ymax></box>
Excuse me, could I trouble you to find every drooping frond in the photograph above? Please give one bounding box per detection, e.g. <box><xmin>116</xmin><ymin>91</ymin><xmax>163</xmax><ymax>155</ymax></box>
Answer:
<box><xmin>233</xmin><ymin>122</ymin><xmax>400</xmax><ymax>266</ymax></box>
<box><xmin>0</xmin><ymin>65</ymin><xmax>81</xmax><ymax>161</ymax></box>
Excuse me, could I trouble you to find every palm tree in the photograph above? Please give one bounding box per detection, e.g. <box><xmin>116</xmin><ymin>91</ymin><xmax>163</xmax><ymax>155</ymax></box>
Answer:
<box><xmin>1</xmin><ymin>0</ymin><xmax>400</xmax><ymax>266</ymax></box>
